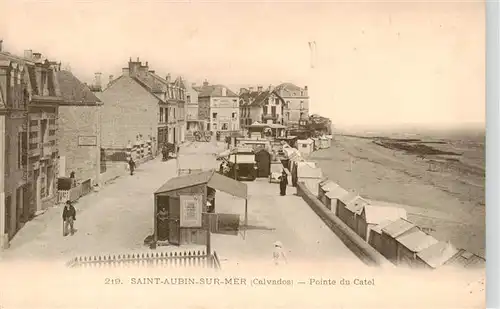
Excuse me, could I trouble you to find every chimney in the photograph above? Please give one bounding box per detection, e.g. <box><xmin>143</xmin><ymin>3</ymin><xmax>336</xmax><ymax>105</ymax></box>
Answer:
<box><xmin>268</xmin><ymin>84</ymin><xmax>273</xmax><ymax>91</ymax></box>
<box><xmin>304</xmin><ymin>85</ymin><xmax>308</xmax><ymax>90</ymax></box>
<box><xmin>108</xmin><ymin>74</ymin><xmax>114</xmax><ymax>85</ymax></box>
<box><xmin>257</xmin><ymin>86</ymin><xmax>263</xmax><ymax>92</ymax></box>
<box><xmin>249</xmin><ymin>87</ymin><xmax>254</xmax><ymax>92</ymax></box>
<box><xmin>122</xmin><ymin>67</ymin><xmax>130</xmax><ymax>76</ymax></box>
<box><xmin>203</xmin><ymin>79</ymin><xmax>209</xmax><ymax>86</ymax></box>
<box><xmin>33</xmin><ymin>52</ymin><xmax>42</xmax><ymax>61</ymax></box>
<box><xmin>221</xmin><ymin>87</ymin><xmax>227</xmax><ymax>97</ymax></box>
<box><xmin>0</xmin><ymin>40</ymin><xmax>3</xmax><ymax>52</ymax></box>
<box><xmin>166</xmin><ymin>73</ymin><xmax>171</xmax><ymax>83</ymax></box>
<box><xmin>239</xmin><ymin>88</ymin><xmax>247</xmax><ymax>94</ymax></box>
<box><xmin>94</xmin><ymin>72</ymin><xmax>102</xmax><ymax>88</ymax></box>
<box><xmin>149</xmin><ymin>70</ymin><xmax>155</xmax><ymax>74</ymax></box>
<box><xmin>24</xmin><ymin>50</ymin><xmax>33</xmax><ymax>59</ymax></box>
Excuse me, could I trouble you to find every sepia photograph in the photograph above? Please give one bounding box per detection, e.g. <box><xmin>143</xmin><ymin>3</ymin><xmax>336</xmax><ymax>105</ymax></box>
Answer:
<box><xmin>0</xmin><ymin>0</ymin><xmax>487</xmax><ymax>308</ymax></box>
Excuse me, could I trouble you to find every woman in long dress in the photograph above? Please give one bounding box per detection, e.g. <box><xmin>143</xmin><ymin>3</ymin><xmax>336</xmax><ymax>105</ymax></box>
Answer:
<box><xmin>279</xmin><ymin>170</ymin><xmax>288</xmax><ymax>196</ymax></box>
<box><xmin>157</xmin><ymin>207</ymin><xmax>169</xmax><ymax>241</ymax></box>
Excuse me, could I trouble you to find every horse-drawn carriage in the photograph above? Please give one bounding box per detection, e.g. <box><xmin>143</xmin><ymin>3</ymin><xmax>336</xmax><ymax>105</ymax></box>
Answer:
<box><xmin>193</xmin><ymin>130</ymin><xmax>213</xmax><ymax>142</ymax></box>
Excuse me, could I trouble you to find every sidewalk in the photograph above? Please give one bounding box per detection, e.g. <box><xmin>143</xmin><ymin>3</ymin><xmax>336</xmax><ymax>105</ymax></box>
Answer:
<box><xmin>211</xmin><ymin>179</ymin><xmax>365</xmax><ymax>271</ymax></box>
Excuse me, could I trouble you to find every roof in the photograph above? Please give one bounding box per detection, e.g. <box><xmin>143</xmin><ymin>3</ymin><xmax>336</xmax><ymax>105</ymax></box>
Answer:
<box><xmin>155</xmin><ymin>170</ymin><xmax>247</xmax><ymax>199</ymax></box>
<box><xmin>325</xmin><ymin>186</ymin><xmax>349</xmax><ymax>200</ymax></box>
<box><xmin>362</xmin><ymin>205</ymin><xmax>407</xmax><ymax>225</ymax></box>
<box><xmin>321</xmin><ymin>180</ymin><xmax>339</xmax><ymax>191</ymax></box>
<box><xmin>297</xmin><ymin>164</ymin><xmax>322</xmax><ymax>179</ymax></box>
<box><xmin>381</xmin><ymin>218</ymin><xmax>417</xmax><ymax>238</ymax></box>
<box><xmin>416</xmin><ymin>241</ymin><xmax>459</xmax><ymax>268</ymax></box>
<box><xmin>370</xmin><ymin>219</ymin><xmax>397</xmax><ymax>234</ymax></box>
<box><xmin>56</xmin><ymin>70</ymin><xmax>101</xmax><ymax>105</ymax></box>
<box><xmin>197</xmin><ymin>84</ymin><xmax>238</xmax><ymax>97</ymax></box>
<box><xmin>276</xmin><ymin>83</ymin><xmax>302</xmax><ymax>91</ymax></box>
<box><xmin>396</xmin><ymin>229</ymin><xmax>439</xmax><ymax>253</ymax></box>
<box><xmin>339</xmin><ymin>191</ymin><xmax>360</xmax><ymax>204</ymax></box>
<box><xmin>345</xmin><ymin>196</ymin><xmax>369</xmax><ymax>214</ymax></box>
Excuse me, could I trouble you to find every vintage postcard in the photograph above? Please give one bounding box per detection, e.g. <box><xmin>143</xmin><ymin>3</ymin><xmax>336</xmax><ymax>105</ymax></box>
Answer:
<box><xmin>0</xmin><ymin>1</ymin><xmax>486</xmax><ymax>308</ymax></box>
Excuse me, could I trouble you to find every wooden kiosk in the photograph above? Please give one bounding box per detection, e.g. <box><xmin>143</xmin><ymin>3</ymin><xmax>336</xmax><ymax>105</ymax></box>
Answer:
<box><xmin>153</xmin><ymin>171</ymin><xmax>248</xmax><ymax>249</ymax></box>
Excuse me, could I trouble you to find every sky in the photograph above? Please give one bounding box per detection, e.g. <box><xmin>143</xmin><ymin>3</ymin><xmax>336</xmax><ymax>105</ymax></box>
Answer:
<box><xmin>1</xmin><ymin>0</ymin><xmax>485</xmax><ymax>128</ymax></box>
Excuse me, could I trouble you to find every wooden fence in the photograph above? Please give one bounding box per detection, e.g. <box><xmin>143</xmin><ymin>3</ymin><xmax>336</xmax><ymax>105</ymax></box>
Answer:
<box><xmin>67</xmin><ymin>250</ymin><xmax>221</xmax><ymax>269</ymax></box>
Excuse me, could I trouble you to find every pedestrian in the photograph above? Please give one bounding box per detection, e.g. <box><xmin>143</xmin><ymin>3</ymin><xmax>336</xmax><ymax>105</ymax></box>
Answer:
<box><xmin>162</xmin><ymin>145</ymin><xmax>168</xmax><ymax>161</ymax></box>
<box><xmin>62</xmin><ymin>201</ymin><xmax>76</xmax><ymax>236</ymax></box>
<box><xmin>128</xmin><ymin>158</ymin><xmax>136</xmax><ymax>175</ymax></box>
<box><xmin>273</xmin><ymin>241</ymin><xmax>287</xmax><ymax>266</ymax></box>
<box><xmin>279</xmin><ymin>170</ymin><xmax>288</xmax><ymax>196</ymax></box>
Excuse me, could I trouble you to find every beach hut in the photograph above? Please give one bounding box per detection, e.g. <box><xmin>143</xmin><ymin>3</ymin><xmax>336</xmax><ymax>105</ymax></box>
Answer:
<box><xmin>380</xmin><ymin>218</ymin><xmax>419</xmax><ymax>262</ymax></box>
<box><xmin>324</xmin><ymin>186</ymin><xmax>349</xmax><ymax>215</ymax></box>
<box><xmin>357</xmin><ymin>205</ymin><xmax>408</xmax><ymax>242</ymax></box>
<box><xmin>254</xmin><ymin>149</ymin><xmax>271</xmax><ymax>178</ymax></box>
<box><xmin>318</xmin><ymin>179</ymin><xmax>337</xmax><ymax>201</ymax></box>
<box><xmin>292</xmin><ymin>160</ymin><xmax>316</xmax><ymax>187</ymax></box>
<box><xmin>296</xmin><ymin>162</ymin><xmax>323</xmax><ymax>195</ymax></box>
<box><xmin>415</xmin><ymin>241</ymin><xmax>460</xmax><ymax>270</ymax></box>
<box><xmin>297</xmin><ymin>139</ymin><xmax>314</xmax><ymax>157</ymax></box>
<box><xmin>337</xmin><ymin>193</ymin><xmax>369</xmax><ymax>231</ymax></box>
<box><xmin>443</xmin><ymin>249</ymin><xmax>486</xmax><ymax>269</ymax></box>
<box><xmin>368</xmin><ymin>220</ymin><xmax>396</xmax><ymax>254</ymax></box>
<box><xmin>311</xmin><ymin>137</ymin><xmax>320</xmax><ymax>150</ymax></box>
<box><xmin>395</xmin><ymin>229</ymin><xmax>439</xmax><ymax>267</ymax></box>
<box><xmin>318</xmin><ymin>136</ymin><xmax>331</xmax><ymax>149</ymax></box>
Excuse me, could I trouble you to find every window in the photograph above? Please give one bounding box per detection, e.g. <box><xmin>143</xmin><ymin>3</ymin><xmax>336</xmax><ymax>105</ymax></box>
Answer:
<box><xmin>287</xmin><ymin>112</ymin><xmax>290</xmax><ymax>120</ymax></box>
<box><xmin>18</xmin><ymin>132</ymin><xmax>27</xmax><ymax>168</ymax></box>
<box><xmin>187</xmin><ymin>95</ymin><xmax>191</xmax><ymax>104</ymax></box>
<box><xmin>271</xmin><ymin>106</ymin><xmax>276</xmax><ymax>116</ymax></box>
<box><xmin>221</xmin><ymin>123</ymin><xmax>229</xmax><ymax>131</ymax></box>
<box><xmin>232</xmin><ymin>112</ymin><xmax>236</xmax><ymax>119</ymax></box>
<box><xmin>275</xmin><ymin>98</ymin><xmax>280</xmax><ymax>105</ymax></box>
<box><xmin>302</xmin><ymin>144</ymin><xmax>307</xmax><ymax>148</ymax></box>
<box><xmin>263</xmin><ymin>106</ymin><xmax>268</xmax><ymax>115</ymax></box>
<box><xmin>160</xmin><ymin>108</ymin><xmax>164</xmax><ymax>122</ymax></box>
<box><xmin>300</xmin><ymin>101</ymin><xmax>304</xmax><ymax>109</ymax></box>
<box><xmin>212</xmin><ymin>112</ymin><xmax>217</xmax><ymax>120</ymax></box>
<box><xmin>5</xmin><ymin>134</ymin><xmax>10</xmax><ymax>176</ymax></box>
<box><xmin>213</xmin><ymin>123</ymin><xmax>218</xmax><ymax>130</ymax></box>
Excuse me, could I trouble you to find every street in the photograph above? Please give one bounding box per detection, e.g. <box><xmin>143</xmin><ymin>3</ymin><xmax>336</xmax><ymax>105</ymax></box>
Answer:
<box><xmin>0</xmin><ymin>142</ymin><xmax>362</xmax><ymax>269</ymax></box>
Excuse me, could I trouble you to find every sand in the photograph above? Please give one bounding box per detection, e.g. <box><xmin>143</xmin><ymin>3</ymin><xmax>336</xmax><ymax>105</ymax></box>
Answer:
<box><xmin>309</xmin><ymin>135</ymin><xmax>485</xmax><ymax>257</ymax></box>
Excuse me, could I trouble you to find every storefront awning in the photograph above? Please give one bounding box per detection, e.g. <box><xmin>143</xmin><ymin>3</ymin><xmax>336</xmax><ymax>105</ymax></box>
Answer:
<box><xmin>154</xmin><ymin>170</ymin><xmax>248</xmax><ymax>199</ymax></box>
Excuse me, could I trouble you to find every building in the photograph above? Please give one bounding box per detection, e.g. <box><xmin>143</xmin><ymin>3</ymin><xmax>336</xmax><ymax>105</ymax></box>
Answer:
<box><xmin>56</xmin><ymin>70</ymin><xmax>102</xmax><ymax>186</ymax></box>
<box><xmin>275</xmin><ymin>83</ymin><xmax>309</xmax><ymax>127</ymax></box>
<box><xmin>0</xmin><ymin>45</ymin><xmax>62</xmax><ymax>248</ymax></box>
<box><xmin>196</xmin><ymin>80</ymin><xmax>239</xmax><ymax>133</ymax></box>
<box><xmin>239</xmin><ymin>85</ymin><xmax>286</xmax><ymax>130</ymax></box>
<box><xmin>185</xmin><ymin>81</ymin><xmax>203</xmax><ymax>133</ymax></box>
<box><xmin>98</xmin><ymin>58</ymin><xmax>186</xmax><ymax>160</ymax></box>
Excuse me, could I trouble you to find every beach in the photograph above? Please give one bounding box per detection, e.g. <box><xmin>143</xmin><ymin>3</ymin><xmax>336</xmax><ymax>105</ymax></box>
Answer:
<box><xmin>309</xmin><ymin>133</ymin><xmax>485</xmax><ymax>257</ymax></box>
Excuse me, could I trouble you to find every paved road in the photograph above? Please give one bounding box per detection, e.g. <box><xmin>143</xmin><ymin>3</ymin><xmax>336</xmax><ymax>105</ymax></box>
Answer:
<box><xmin>0</xmin><ymin>141</ymin><xmax>362</xmax><ymax>270</ymax></box>
<box><xmin>212</xmin><ymin>180</ymin><xmax>364</xmax><ymax>270</ymax></box>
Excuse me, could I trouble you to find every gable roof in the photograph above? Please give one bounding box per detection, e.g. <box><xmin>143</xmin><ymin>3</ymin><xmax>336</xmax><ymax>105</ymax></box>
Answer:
<box><xmin>154</xmin><ymin>170</ymin><xmax>248</xmax><ymax>199</ymax></box>
<box><xmin>361</xmin><ymin>205</ymin><xmax>407</xmax><ymax>225</ymax></box>
<box><xmin>396</xmin><ymin>229</ymin><xmax>439</xmax><ymax>253</ymax></box>
<box><xmin>197</xmin><ymin>84</ymin><xmax>238</xmax><ymax>97</ymax></box>
<box><xmin>56</xmin><ymin>70</ymin><xmax>101</xmax><ymax>105</ymax></box>
<box><xmin>381</xmin><ymin>218</ymin><xmax>417</xmax><ymax>238</ymax></box>
<box><xmin>417</xmin><ymin>241</ymin><xmax>459</xmax><ymax>268</ymax></box>
<box><xmin>325</xmin><ymin>186</ymin><xmax>349</xmax><ymax>200</ymax></box>
<box><xmin>345</xmin><ymin>196</ymin><xmax>369</xmax><ymax>214</ymax></box>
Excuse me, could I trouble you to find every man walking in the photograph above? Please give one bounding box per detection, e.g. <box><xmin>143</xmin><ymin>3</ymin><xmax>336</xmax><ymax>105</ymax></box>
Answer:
<box><xmin>62</xmin><ymin>201</ymin><xmax>76</xmax><ymax>236</ymax></box>
<box><xmin>279</xmin><ymin>170</ymin><xmax>288</xmax><ymax>196</ymax></box>
<box><xmin>128</xmin><ymin>158</ymin><xmax>136</xmax><ymax>175</ymax></box>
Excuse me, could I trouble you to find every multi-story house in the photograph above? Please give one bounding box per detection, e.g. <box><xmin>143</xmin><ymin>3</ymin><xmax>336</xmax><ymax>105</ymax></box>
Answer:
<box><xmin>196</xmin><ymin>80</ymin><xmax>239</xmax><ymax>133</ymax></box>
<box><xmin>0</xmin><ymin>45</ymin><xmax>62</xmax><ymax>249</ymax></box>
<box><xmin>239</xmin><ymin>85</ymin><xmax>286</xmax><ymax>128</ymax></box>
<box><xmin>98</xmin><ymin>58</ymin><xmax>186</xmax><ymax>160</ymax></box>
<box><xmin>56</xmin><ymin>70</ymin><xmax>102</xmax><ymax>186</ymax></box>
<box><xmin>185</xmin><ymin>82</ymin><xmax>203</xmax><ymax>133</ymax></box>
<box><xmin>275</xmin><ymin>83</ymin><xmax>310</xmax><ymax>128</ymax></box>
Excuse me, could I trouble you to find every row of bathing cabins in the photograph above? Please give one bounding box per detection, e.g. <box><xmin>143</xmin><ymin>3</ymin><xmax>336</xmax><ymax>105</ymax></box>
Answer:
<box><xmin>276</xmin><ymin>136</ymin><xmax>485</xmax><ymax>271</ymax></box>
